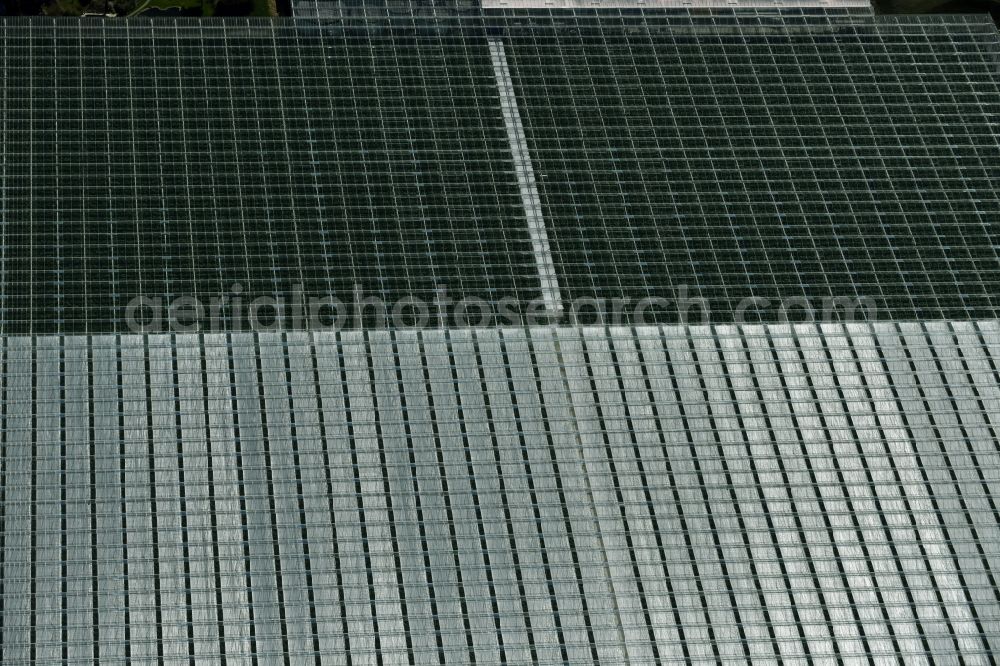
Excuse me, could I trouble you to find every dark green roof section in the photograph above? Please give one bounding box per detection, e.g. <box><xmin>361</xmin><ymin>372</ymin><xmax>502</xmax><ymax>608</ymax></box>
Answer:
<box><xmin>0</xmin><ymin>10</ymin><xmax>998</xmax><ymax>333</ymax></box>
<box><xmin>500</xmin><ymin>10</ymin><xmax>1000</xmax><ymax>321</ymax></box>
<box><xmin>0</xmin><ymin>17</ymin><xmax>542</xmax><ymax>334</ymax></box>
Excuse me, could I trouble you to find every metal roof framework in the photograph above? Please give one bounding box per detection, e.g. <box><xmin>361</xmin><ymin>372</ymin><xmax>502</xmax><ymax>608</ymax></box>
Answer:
<box><xmin>0</xmin><ymin>8</ymin><xmax>999</xmax><ymax>662</ymax></box>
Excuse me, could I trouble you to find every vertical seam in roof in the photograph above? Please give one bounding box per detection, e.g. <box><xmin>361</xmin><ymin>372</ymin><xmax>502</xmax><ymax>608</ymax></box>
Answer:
<box><xmin>489</xmin><ymin>38</ymin><xmax>564</xmax><ymax>316</ymax></box>
<box><xmin>0</xmin><ymin>32</ymin><xmax>5</xmax><ymax>337</ymax></box>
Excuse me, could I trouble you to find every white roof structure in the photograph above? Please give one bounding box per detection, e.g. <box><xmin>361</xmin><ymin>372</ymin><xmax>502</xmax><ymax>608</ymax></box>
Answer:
<box><xmin>3</xmin><ymin>322</ymin><xmax>1000</xmax><ymax>661</ymax></box>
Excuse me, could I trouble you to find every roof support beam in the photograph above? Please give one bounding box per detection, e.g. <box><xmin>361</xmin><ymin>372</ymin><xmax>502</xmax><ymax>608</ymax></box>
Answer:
<box><xmin>489</xmin><ymin>38</ymin><xmax>564</xmax><ymax>317</ymax></box>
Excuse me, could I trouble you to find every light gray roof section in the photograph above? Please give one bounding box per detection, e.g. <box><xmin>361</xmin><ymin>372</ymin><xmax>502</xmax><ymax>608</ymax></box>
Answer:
<box><xmin>2</xmin><ymin>322</ymin><xmax>1000</xmax><ymax>661</ymax></box>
